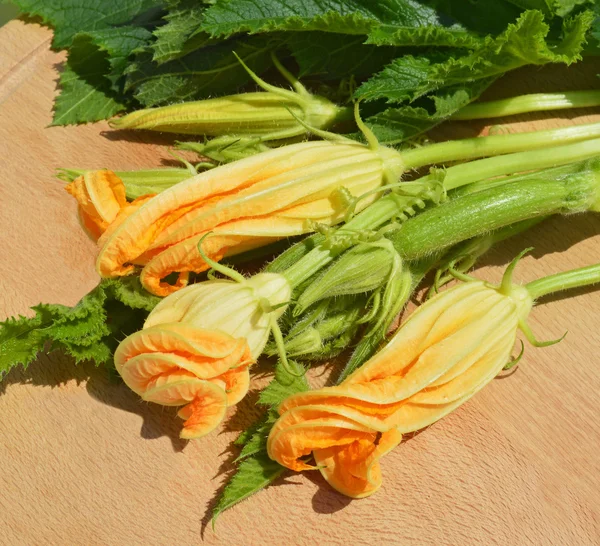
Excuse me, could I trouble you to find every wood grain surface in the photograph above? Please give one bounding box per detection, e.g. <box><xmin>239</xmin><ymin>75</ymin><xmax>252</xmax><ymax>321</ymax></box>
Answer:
<box><xmin>1</xmin><ymin>20</ymin><xmax>600</xmax><ymax>546</ymax></box>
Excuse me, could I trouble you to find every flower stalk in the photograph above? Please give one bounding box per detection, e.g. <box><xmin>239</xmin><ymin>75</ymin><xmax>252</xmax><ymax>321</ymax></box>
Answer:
<box><xmin>452</xmin><ymin>90</ymin><xmax>600</xmax><ymax>121</ymax></box>
<box><xmin>400</xmin><ymin>122</ymin><xmax>600</xmax><ymax>170</ymax></box>
<box><xmin>525</xmin><ymin>263</ymin><xmax>600</xmax><ymax>300</ymax></box>
<box><xmin>279</xmin><ymin>156</ymin><xmax>600</xmax><ymax>291</ymax></box>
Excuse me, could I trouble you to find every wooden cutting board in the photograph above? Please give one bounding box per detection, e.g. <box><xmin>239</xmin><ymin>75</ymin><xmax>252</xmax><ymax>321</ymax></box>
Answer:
<box><xmin>1</xmin><ymin>19</ymin><xmax>600</xmax><ymax>546</ymax></box>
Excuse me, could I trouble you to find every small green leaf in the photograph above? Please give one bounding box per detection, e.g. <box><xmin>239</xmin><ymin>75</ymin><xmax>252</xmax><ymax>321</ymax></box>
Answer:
<box><xmin>103</xmin><ymin>277</ymin><xmax>161</xmax><ymax>312</ymax></box>
<box><xmin>236</xmin><ymin>413</ymin><xmax>278</xmax><ymax>460</ymax></box>
<box><xmin>212</xmin><ymin>453</ymin><xmax>286</xmax><ymax>524</ymax></box>
<box><xmin>257</xmin><ymin>360</ymin><xmax>309</xmax><ymax>408</ymax></box>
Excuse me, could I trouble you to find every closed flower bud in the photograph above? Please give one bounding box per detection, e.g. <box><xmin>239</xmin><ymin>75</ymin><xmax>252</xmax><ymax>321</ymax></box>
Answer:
<box><xmin>114</xmin><ymin>272</ymin><xmax>291</xmax><ymax>439</ymax></box>
<box><xmin>110</xmin><ymin>91</ymin><xmax>348</xmax><ymax>140</ymax></box>
<box><xmin>145</xmin><ymin>272</ymin><xmax>292</xmax><ymax>358</ymax></box>
<box><xmin>267</xmin><ymin>272</ymin><xmax>534</xmax><ymax>498</ymax></box>
<box><xmin>295</xmin><ymin>242</ymin><xmax>398</xmax><ymax>313</ymax></box>
<box><xmin>109</xmin><ymin>56</ymin><xmax>351</xmax><ymax>141</ymax></box>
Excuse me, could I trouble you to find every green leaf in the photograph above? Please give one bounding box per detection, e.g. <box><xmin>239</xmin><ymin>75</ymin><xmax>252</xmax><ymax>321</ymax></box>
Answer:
<box><xmin>52</xmin><ymin>35</ymin><xmax>129</xmax><ymax>126</ymax></box>
<box><xmin>151</xmin><ymin>0</ymin><xmax>215</xmax><ymax>64</ymax></box>
<box><xmin>126</xmin><ymin>35</ymin><xmax>274</xmax><ymax>106</ymax></box>
<box><xmin>366</xmin><ymin>24</ymin><xmax>482</xmax><ymax>48</ymax></box>
<box><xmin>212</xmin><ymin>453</ymin><xmax>286</xmax><ymax>524</ymax></box>
<box><xmin>286</xmin><ymin>32</ymin><xmax>400</xmax><ymax>80</ymax></box>
<box><xmin>51</xmin><ymin>26</ymin><xmax>152</xmax><ymax>126</ymax></box>
<box><xmin>257</xmin><ymin>360</ymin><xmax>309</xmax><ymax>408</ymax></box>
<box><xmin>0</xmin><ymin>277</ymin><xmax>156</xmax><ymax>379</ymax></box>
<box><xmin>203</xmin><ymin>0</ymin><xmax>471</xmax><ymax>40</ymax></box>
<box><xmin>364</xmin><ymin>77</ymin><xmax>496</xmax><ymax>143</ymax></box>
<box><xmin>236</xmin><ymin>412</ymin><xmax>278</xmax><ymax>460</ymax></box>
<box><xmin>12</xmin><ymin>0</ymin><xmax>162</xmax><ymax>48</ymax></box>
<box><xmin>0</xmin><ymin>312</ymin><xmax>49</xmax><ymax>375</ymax></box>
<box><xmin>213</xmin><ymin>358</ymin><xmax>309</xmax><ymax>519</ymax></box>
<box><xmin>505</xmin><ymin>0</ymin><xmax>594</xmax><ymax>18</ymax></box>
<box><xmin>356</xmin><ymin>10</ymin><xmax>594</xmax><ymax>104</ymax></box>
<box><xmin>84</xmin><ymin>27</ymin><xmax>154</xmax><ymax>90</ymax></box>
<box><xmin>103</xmin><ymin>277</ymin><xmax>162</xmax><ymax>312</ymax></box>
<box><xmin>234</xmin><ymin>412</ymin><xmax>269</xmax><ymax>446</ymax></box>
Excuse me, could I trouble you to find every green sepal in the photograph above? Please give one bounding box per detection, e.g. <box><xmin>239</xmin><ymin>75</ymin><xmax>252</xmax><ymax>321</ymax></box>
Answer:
<box><xmin>176</xmin><ymin>136</ymin><xmax>271</xmax><ymax>164</ymax></box>
<box><xmin>280</xmin><ymin>296</ymin><xmax>365</xmax><ymax>358</ymax></box>
<box><xmin>294</xmin><ymin>242</ymin><xmax>396</xmax><ymax>314</ymax></box>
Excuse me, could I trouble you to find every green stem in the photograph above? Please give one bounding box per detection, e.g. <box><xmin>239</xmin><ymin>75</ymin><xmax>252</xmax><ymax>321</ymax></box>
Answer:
<box><xmin>452</xmin><ymin>91</ymin><xmax>600</xmax><ymax>121</ymax></box>
<box><xmin>526</xmin><ymin>263</ymin><xmax>600</xmax><ymax>300</ymax></box>
<box><xmin>422</xmin><ymin>138</ymin><xmax>600</xmax><ymax>191</ymax></box>
<box><xmin>401</xmin><ymin>122</ymin><xmax>600</xmax><ymax>170</ymax></box>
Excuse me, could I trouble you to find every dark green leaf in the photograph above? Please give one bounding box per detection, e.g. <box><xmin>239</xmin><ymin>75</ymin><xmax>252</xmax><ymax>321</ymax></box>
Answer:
<box><xmin>505</xmin><ymin>0</ymin><xmax>593</xmax><ymax>18</ymax></box>
<box><xmin>236</xmin><ymin>412</ymin><xmax>278</xmax><ymax>460</ymax></box>
<box><xmin>52</xmin><ymin>35</ymin><xmax>129</xmax><ymax>126</ymax></box>
<box><xmin>126</xmin><ymin>35</ymin><xmax>274</xmax><ymax>106</ymax></box>
<box><xmin>103</xmin><ymin>277</ymin><xmax>162</xmax><ymax>312</ymax></box>
<box><xmin>151</xmin><ymin>0</ymin><xmax>215</xmax><ymax>64</ymax></box>
<box><xmin>203</xmin><ymin>0</ymin><xmax>529</xmax><ymax>48</ymax></box>
<box><xmin>213</xmin><ymin>358</ymin><xmax>309</xmax><ymax>520</ymax></box>
<box><xmin>203</xmin><ymin>0</ymin><xmax>480</xmax><ymax>42</ymax></box>
<box><xmin>84</xmin><ymin>27</ymin><xmax>154</xmax><ymax>90</ymax></box>
<box><xmin>0</xmin><ymin>277</ymin><xmax>156</xmax><ymax>378</ymax></box>
<box><xmin>286</xmin><ymin>32</ymin><xmax>400</xmax><ymax>79</ymax></box>
<box><xmin>364</xmin><ymin>77</ymin><xmax>496</xmax><ymax>143</ymax></box>
<box><xmin>12</xmin><ymin>0</ymin><xmax>162</xmax><ymax>48</ymax></box>
<box><xmin>52</xmin><ymin>26</ymin><xmax>152</xmax><ymax>125</ymax></box>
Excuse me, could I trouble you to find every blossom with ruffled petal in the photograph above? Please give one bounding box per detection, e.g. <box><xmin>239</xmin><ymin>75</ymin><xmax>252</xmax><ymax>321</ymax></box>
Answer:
<box><xmin>267</xmin><ymin>278</ymin><xmax>532</xmax><ymax>497</ymax></box>
<box><xmin>115</xmin><ymin>272</ymin><xmax>291</xmax><ymax>439</ymax></box>
<box><xmin>65</xmin><ymin>170</ymin><xmax>155</xmax><ymax>241</ymax></box>
<box><xmin>95</xmin><ymin>140</ymin><xmax>404</xmax><ymax>296</ymax></box>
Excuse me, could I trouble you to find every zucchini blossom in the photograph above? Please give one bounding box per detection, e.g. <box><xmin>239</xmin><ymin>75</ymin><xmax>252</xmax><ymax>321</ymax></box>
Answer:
<box><xmin>114</xmin><ymin>270</ymin><xmax>291</xmax><ymax>439</ymax></box>
<box><xmin>267</xmin><ymin>255</ymin><xmax>547</xmax><ymax>498</ymax></box>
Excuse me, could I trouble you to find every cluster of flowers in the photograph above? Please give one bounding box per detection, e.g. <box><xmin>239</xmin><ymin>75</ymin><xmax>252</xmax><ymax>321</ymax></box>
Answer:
<box><xmin>64</xmin><ymin>83</ymin><xmax>600</xmax><ymax>499</ymax></box>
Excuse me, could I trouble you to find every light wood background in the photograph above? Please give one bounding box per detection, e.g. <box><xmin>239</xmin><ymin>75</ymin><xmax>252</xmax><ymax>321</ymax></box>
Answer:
<box><xmin>1</xmin><ymin>20</ymin><xmax>599</xmax><ymax>546</ymax></box>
